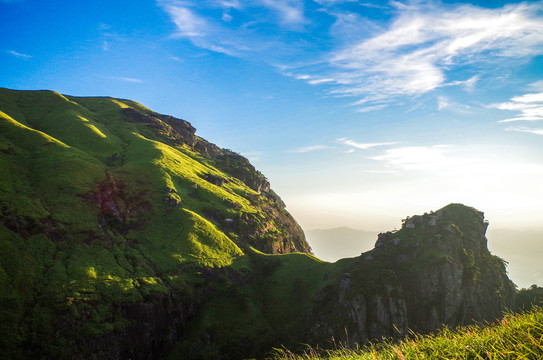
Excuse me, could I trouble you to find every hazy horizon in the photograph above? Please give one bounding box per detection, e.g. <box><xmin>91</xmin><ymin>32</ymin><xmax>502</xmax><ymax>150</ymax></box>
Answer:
<box><xmin>304</xmin><ymin>225</ymin><xmax>542</xmax><ymax>289</ymax></box>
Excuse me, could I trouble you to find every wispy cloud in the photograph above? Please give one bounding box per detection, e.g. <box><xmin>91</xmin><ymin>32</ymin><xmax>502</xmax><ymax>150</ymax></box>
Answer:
<box><xmin>109</xmin><ymin>76</ymin><xmax>143</xmax><ymax>83</ymax></box>
<box><xmin>158</xmin><ymin>0</ymin><xmax>307</xmax><ymax>57</ymax></box>
<box><xmin>370</xmin><ymin>145</ymin><xmax>455</xmax><ymax>171</ymax></box>
<box><xmin>368</xmin><ymin>144</ymin><xmax>543</xmax><ymax>175</ymax></box>
<box><xmin>506</xmin><ymin>126</ymin><xmax>543</xmax><ymax>136</ymax></box>
<box><xmin>6</xmin><ymin>50</ymin><xmax>32</xmax><ymax>59</ymax></box>
<box><xmin>529</xmin><ymin>80</ymin><xmax>543</xmax><ymax>91</ymax></box>
<box><xmin>260</xmin><ymin>0</ymin><xmax>305</xmax><ymax>26</ymax></box>
<box><xmin>290</xmin><ymin>145</ymin><xmax>330</xmax><ymax>153</ymax></box>
<box><xmin>319</xmin><ymin>2</ymin><xmax>543</xmax><ymax>106</ymax></box>
<box><xmin>241</xmin><ymin>151</ymin><xmax>262</xmax><ymax>162</ymax></box>
<box><xmin>166</xmin><ymin>5</ymin><xmax>210</xmax><ymax>38</ymax></box>
<box><xmin>337</xmin><ymin>138</ymin><xmax>397</xmax><ymax>150</ymax></box>
<box><xmin>490</xmin><ymin>92</ymin><xmax>543</xmax><ymax>123</ymax></box>
<box><xmin>355</xmin><ymin>104</ymin><xmax>387</xmax><ymax>113</ymax></box>
<box><xmin>159</xmin><ymin>1</ymin><xmax>543</xmax><ymax>110</ymax></box>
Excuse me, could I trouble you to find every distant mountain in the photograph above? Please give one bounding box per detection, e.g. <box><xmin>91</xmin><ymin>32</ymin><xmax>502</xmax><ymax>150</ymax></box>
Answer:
<box><xmin>487</xmin><ymin>229</ymin><xmax>543</xmax><ymax>289</ymax></box>
<box><xmin>305</xmin><ymin>227</ymin><xmax>378</xmax><ymax>261</ymax></box>
<box><xmin>0</xmin><ymin>88</ymin><xmax>526</xmax><ymax>360</ymax></box>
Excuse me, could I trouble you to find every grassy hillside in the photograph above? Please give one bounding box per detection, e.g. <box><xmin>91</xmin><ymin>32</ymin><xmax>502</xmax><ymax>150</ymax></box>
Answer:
<box><xmin>0</xmin><ymin>88</ymin><xmax>532</xmax><ymax>360</ymax></box>
<box><xmin>0</xmin><ymin>88</ymin><xmax>312</xmax><ymax>359</ymax></box>
<box><xmin>274</xmin><ymin>306</ymin><xmax>543</xmax><ymax>360</ymax></box>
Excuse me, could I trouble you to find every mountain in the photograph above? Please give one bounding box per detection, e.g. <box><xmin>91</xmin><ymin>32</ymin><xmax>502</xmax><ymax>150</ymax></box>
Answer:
<box><xmin>0</xmin><ymin>88</ymin><xmax>523</xmax><ymax>360</ymax></box>
<box><xmin>0</xmin><ymin>88</ymin><xmax>309</xmax><ymax>359</ymax></box>
<box><xmin>486</xmin><ymin>229</ymin><xmax>543</xmax><ymax>289</ymax></box>
<box><xmin>306</xmin><ymin>227</ymin><xmax>543</xmax><ymax>288</ymax></box>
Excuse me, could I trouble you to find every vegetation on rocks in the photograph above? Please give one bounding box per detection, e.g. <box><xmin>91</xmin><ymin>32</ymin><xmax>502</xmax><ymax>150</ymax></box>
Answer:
<box><xmin>274</xmin><ymin>306</ymin><xmax>543</xmax><ymax>360</ymax></box>
<box><xmin>0</xmin><ymin>88</ymin><xmax>538</xmax><ymax>360</ymax></box>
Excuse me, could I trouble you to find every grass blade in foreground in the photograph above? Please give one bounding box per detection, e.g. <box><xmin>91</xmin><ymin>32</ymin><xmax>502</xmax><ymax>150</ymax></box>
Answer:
<box><xmin>272</xmin><ymin>307</ymin><xmax>543</xmax><ymax>360</ymax></box>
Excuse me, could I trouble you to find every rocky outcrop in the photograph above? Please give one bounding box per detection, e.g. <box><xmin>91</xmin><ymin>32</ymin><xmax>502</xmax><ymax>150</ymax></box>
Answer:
<box><xmin>305</xmin><ymin>204</ymin><xmax>516</xmax><ymax>346</ymax></box>
<box><xmin>307</xmin><ymin>271</ymin><xmax>408</xmax><ymax>345</ymax></box>
<box><xmin>121</xmin><ymin>108</ymin><xmax>196</xmax><ymax>147</ymax></box>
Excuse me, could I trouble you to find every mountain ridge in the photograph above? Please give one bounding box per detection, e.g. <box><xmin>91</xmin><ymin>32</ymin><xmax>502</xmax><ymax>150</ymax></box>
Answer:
<box><xmin>0</xmin><ymin>88</ymin><xmax>528</xmax><ymax>360</ymax></box>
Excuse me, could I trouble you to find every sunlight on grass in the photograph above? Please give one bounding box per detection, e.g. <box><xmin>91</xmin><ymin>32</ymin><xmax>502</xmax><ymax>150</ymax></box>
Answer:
<box><xmin>272</xmin><ymin>307</ymin><xmax>543</xmax><ymax>360</ymax></box>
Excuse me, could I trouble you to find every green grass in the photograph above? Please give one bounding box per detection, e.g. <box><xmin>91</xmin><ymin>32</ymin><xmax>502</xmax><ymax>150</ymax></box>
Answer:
<box><xmin>2</xmin><ymin>88</ymin><xmax>528</xmax><ymax>360</ymax></box>
<box><xmin>273</xmin><ymin>307</ymin><xmax>543</xmax><ymax>360</ymax></box>
<box><xmin>0</xmin><ymin>87</ymin><xmax>315</xmax><ymax>358</ymax></box>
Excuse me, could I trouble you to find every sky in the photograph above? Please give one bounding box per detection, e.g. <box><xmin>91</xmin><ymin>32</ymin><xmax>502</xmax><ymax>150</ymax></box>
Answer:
<box><xmin>1</xmin><ymin>0</ymin><xmax>543</xmax><ymax>237</ymax></box>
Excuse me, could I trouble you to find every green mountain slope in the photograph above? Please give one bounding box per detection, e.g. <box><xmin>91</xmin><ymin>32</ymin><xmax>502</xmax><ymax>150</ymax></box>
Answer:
<box><xmin>0</xmin><ymin>88</ymin><xmax>526</xmax><ymax>360</ymax></box>
<box><xmin>0</xmin><ymin>88</ymin><xmax>310</xmax><ymax>359</ymax></box>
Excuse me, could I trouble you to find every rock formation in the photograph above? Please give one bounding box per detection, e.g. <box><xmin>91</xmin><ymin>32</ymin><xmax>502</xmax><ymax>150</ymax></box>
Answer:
<box><xmin>305</xmin><ymin>204</ymin><xmax>516</xmax><ymax>346</ymax></box>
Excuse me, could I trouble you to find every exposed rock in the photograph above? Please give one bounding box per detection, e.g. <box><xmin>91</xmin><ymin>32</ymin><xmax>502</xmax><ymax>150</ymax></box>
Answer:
<box><xmin>165</xmin><ymin>193</ymin><xmax>181</xmax><ymax>207</ymax></box>
<box><xmin>121</xmin><ymin>108</ymin><xmax>196</xmax><ymax>147</ymax></box>
<box><xmin>305</xmin><ymin>204</ymin><xmax>516</xmax><ymax>346</ymax></box>
<box><xmin>201</xmin><ymin>173</ymin><xmax>227</xmax><ymax>187</ymax></box>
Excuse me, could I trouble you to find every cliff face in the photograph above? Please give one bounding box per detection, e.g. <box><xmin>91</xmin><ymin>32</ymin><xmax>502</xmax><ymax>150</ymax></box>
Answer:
<box><xmin>0</xmin><ymin>88</ymin><xmax>520</xmax><ymax>360</ymax></box>
<box><xmin>305</xmin><ymin>204</ymin><xmax>516</xmax><ymax>345</ymax></box>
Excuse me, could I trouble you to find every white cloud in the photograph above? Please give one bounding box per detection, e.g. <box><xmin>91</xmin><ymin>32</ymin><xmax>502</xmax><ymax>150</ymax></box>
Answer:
<box><xmin>308</xmin><ymin>78</ymin><xmax>335</xmax><ymax>85</ymax></box>
<box><xmin>369</xmin><ymin>144</ymin><xmax>543</xmax><ymax>176</ymax></box>
<box><xmin>159</xmin><ymin>1</ymin><xmax>543</xmax><ymax>109</ymax></box>
<box><xmin>166</xmin><ymin>5</ymin><xmax>210</xmax><ymax>37</ymax></box>
<box><xmin>290</xmin><ymin>145</ymin><xmax>330</xmax><ymax>153</ymax></box>
<box><xmin>355</xmin><ymin>104</ymin><xmax>387</xmax><ymax>112</ymax></box>
<box><xmin>437</xmin><ymin>96</ymin><xmax>451</xmax><ymax>110</ymax></box>
<box><xmin>159</xmin><ymin>0</ymin><xmax>296</xmax><ymax>57</ymax></box>
<box><xmin>6</xmin><ymin>50</ymin><xmax>32</xmax><ymax>59</ymax></box>
<box><xmin>490</xmin><ymin>91</ymin><xmax>543</xmax><ymax>123</ymax></box>
<box><xmin>529</xmin><ymin>80</ymin><xmax>543</xmax><ymax>91</ymax></box>
<box><xmin>370</xmin><ymin>145</ymin><xmax>456</xmax><ymax>171</ymax></box>
<box><xmin>506</xmin><ymin>127</ymin><xmax>543</xmax><ymax>136</ymax></box>
<box><xmin>319</xmin><ymin>2</ymin><xmax>543</xmax><ymax>105</ymax></box>
<box><xmin>313</xmin><ymin>0</ymin><xmax>359</xmax><ymax>5</ymax></box>
<box><xmin>222</xmin><ymin>12</ymin><xmax>233</xmax><ymax>21</ymax></box>
<box><xmin>511</xmin><ymin>92</ymin><xmax>543</xmax><ymax>103</ymax></box>
<box><xmin>214</xmin><ymin>0</ymin><xmax>242</xmax><ymax>9</ymax></box>
<box><xmin>260</xmin><ymin>0</ymin><xmax>305</xmax><ymax>25</ymax></box>
<box><xmin>337</xmin><ymin>138</ymin><xmax>397</xmax><ymax>150</ymax></box>
<box><xmin>241</xmin><ymin>151</ymin><xmax>262</xmax><ymax>162</ymax></box>
<box><xmin>109</xmin><ymin>76</ymin><xmax>143</xmax><ymax>83</ymax></box>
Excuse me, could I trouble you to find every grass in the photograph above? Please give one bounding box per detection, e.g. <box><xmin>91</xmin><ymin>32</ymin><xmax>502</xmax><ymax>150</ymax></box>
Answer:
<box><xmin>1</xmin><ymin>88</ymin><xmax>531</xmax><ymax>360</ymax></box>
<box><xmin>0</xmin><ymin>87</ymin><xmax>315</xmax><ymax>358</ymax></box>
<box><xmin>273</xmin><ymin>307</ymin><xmax>543</xmax><ymax>360</ymax></box>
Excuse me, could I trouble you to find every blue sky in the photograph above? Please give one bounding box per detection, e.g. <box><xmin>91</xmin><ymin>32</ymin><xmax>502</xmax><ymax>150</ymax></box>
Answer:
<box><xmin>2</xmin><ymin>0</ymin><xmax>543</xmax><ymax>232</ymax></box>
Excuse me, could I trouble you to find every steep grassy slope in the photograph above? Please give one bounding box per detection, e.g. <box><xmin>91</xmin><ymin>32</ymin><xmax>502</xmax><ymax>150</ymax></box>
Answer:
<box><xmin>0</xmin><ymin>88</ymin><xmax>310</xmax><ymax>359</ymax></box>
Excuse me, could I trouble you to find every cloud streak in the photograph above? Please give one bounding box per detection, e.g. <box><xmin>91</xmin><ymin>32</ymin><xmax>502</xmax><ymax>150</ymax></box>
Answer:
<box><xmin>6</xmin><ymin>50</ymin><xmax>32</xmax><ymax>59</ymax></box>
<box><xmin>337</xmin><ymin>138</ymin><xmax>397</xmax><ymax>150</ymax></box>
<box><xmin>158</xmin><ymin>0</ymin><xmax>307</xmax><ymax>58</ymax></box>
<box><xmin>109</xmin><ymin>76</ymin><xmax>144</xmax><ymax>83</ymax></box>
<box><xmin>318</xmin><ymin>1</ymin><xmax>543</xmax><ymax>107</ymax></box>
<box><xmin>159</xmin><ymin>1</ymin><xmax>543</xmax><ymax>110</ymax></box>
<box><xmin>506</xmin><ymin>127</ymin><xmax>543</xmax><ymax>136</ymax></box>
<box><xmin>490</xmin><ymin>91</ymin><xmax>543</xmax><ymax>124</ymax></box>
<box><xmin>370</xmin><ymin>145</ymin><xmax>455</xmax><ymax>171</ymax></box>
<box><xmin>290</xmin><ymin>145</ymin><xmax>330</xmax><ymax>153</ymax></box>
